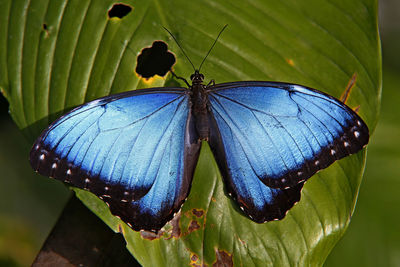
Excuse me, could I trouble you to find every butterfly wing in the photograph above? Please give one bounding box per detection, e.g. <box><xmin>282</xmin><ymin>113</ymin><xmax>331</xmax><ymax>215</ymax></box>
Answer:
<box><xmin>207</xmin><ymin>81</ymin><xmax>369</xmax><ymax>222</ymax></box>
<box><xmin>30</xmin><ymin>88</ymin><xmax>201</xmax><ymax>231</ymax></box>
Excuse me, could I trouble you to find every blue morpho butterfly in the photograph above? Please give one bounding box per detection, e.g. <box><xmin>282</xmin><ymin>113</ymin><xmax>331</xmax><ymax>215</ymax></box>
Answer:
<box><xmin>30</xmin><ymin>27</ymin><xmax>369</xmax><ymax>232</ymax></box>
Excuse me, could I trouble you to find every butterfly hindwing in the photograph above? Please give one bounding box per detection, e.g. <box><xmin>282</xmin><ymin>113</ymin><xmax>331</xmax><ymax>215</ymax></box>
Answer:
<box><xmin>30</xmin><ymin>88</ymin><xmax>201</xmax><ymax>231</ymax></box>
<box><xmin>208</xmin><ymin>112</ymin><xmax>304</xmax><ymax>222</ymax></box>
<box><xmin>207</xmin><ymin>81</ymin><xmax>368</xmax><ymax>221</ymax></box>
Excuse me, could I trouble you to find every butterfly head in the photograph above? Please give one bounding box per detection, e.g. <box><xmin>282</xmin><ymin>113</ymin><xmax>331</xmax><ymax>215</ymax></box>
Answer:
<box><xmin>190</xmin><ymin>70</ymin><xmax>204</xmax><ymax>84</ymax></box>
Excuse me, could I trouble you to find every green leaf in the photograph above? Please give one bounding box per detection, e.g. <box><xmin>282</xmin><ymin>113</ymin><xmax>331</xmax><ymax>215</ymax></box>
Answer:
<box><xmin>0</xmin><ymin>0</ymin><xmax>381</xmax><ymax>266</ymax></box>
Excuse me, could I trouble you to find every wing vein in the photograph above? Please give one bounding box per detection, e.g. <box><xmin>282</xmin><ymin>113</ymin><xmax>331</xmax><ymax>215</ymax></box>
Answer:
<box><xmin>210</xmin><ymin>95</ymin><xmax>279</xmax><ymax>177</ymax></box>
<box><xmin>133</xmin><ymin>97</ymin><xmax>185</xmax><ymax>192</ymax></box>
<box><xmin>211</xmin><ymin>94</ymin><xmax>290</xmax><ymax>175</ymax></box>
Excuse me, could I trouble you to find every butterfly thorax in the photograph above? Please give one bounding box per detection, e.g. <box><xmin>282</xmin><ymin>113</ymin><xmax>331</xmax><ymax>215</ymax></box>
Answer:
<box><xmin>190</xmin><ymin>70</ymin><xmax>209</xmax><ymax>141</ymax></box>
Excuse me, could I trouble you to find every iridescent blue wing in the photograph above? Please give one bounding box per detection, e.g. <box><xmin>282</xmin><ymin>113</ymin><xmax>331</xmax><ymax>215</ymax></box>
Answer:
<box><xmin>207</xmin><ymin>81</ymin><xmax>369</xmax><ymax>222</ymax></box>
<box><xmin>30</xmin><ymin>88</ymin><xmax>201</xmax><ymax>231</ymax></box>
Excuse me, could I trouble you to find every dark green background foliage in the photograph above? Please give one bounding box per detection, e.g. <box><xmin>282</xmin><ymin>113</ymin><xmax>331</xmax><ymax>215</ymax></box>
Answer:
<box><xmin>0</xmin><ymin>0</ymin><xmax>394</xmax><ymax>266</ymax></box>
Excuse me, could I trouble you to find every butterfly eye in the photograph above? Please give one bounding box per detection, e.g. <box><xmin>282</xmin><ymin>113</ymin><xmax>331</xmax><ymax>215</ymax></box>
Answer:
<box><xmin>190</xmin><ymin>73</ymin><xmax>204</xmax><ymax>81</ymax></box>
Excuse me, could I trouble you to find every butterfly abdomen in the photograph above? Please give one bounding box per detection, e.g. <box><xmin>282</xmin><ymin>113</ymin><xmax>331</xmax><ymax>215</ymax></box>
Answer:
<box><xmin>191</xmin><ymin>83</ymin><xmax>210</xmax><ymax>140</ymax></box>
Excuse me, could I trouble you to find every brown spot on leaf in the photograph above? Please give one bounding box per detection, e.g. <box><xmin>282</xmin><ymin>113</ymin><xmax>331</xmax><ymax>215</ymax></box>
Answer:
<box><xmin>192</xmin><ymin>208</ymin><xmax>204</xmax><ymax>217</ymax></box>
<box><xmin>140</xmin><ymin>230</ymin><xmax>163</xmax><ymax>240</ymax></box>
<box><xmin>213</xmin><ymin>249</ymin><xmax>233</xmax><ymax>267</ymax></box>
<box><xmin>188</xmin><ymin>220</ymin><xmax>200</xmax><ymax>233</ymax></box>
<box><xmin>184</xmin><ymin>210</ymin><xmax>192</xmax><ymax>218</ymax></box>
<box><xmin>237</xmin><ymin>236</ymin><xmax>246</xmax><ymax>246</ymax></box>
<box><xmin>340</xmin><ymin>73</ymin><xmax>357</xmax><ymax>104</ymax></box>
<box><xmin>286</xmin><ymin>58</ymin><xmax>295</xmax><ymax>66</ymax></box>
<box><xmin>170</xmin><ymin>212</ymin><xmax>181</xmax><ymax>238</ymax></box>
<box><xmin>190</xmin><ymin>252</ymin><xmax>206</xmax><ymax>267</ymax></box>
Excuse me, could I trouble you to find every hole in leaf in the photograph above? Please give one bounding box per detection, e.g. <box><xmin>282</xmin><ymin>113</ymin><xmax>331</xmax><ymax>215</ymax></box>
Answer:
<box><xmin>108</xmin><ymin>3</ymin><xmax>132</xmax><ymax>19</ymax></box>
<box><xmin>136</xmin><ymin>41</ymin><xmax>176</xmax><ymax>79</ymax></box>
<box><xmin>42</xmin><ymin>23</ymin><xmax>50</xmax><ymax>37</ymax></box>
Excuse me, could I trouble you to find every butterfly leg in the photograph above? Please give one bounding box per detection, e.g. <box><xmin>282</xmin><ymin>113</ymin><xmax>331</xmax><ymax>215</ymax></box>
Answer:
<box><xmin>207</xmin><ymin>80</ymin><xmax>215</xmax><ymax>86</ymax></box>
<box><xmin>170</xmin><ymin>70</ymin><xmax>190</xmax><ymax>87</ymax></box>
<box><xmin>340</xmin><ymin>73</ymin><xmax>357</xmax><ymax>104</ymax></box>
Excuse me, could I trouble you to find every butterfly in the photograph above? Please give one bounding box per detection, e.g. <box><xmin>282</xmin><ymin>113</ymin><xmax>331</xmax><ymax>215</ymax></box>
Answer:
<box><xmin>29</xmin><ymin>68</ymin><xmax>369</xmax><ymax>231</ymax></box>
<box><xmin>29</xmin><ymin>27</ymin><xmax>369</xmax><ymax>231</ymax></box>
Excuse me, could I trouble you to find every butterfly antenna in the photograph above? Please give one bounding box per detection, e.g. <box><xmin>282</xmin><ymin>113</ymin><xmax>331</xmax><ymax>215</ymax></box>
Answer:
<box><xmin>163</xmin><ymin>26</ymin><xmax>196</xmax><ymax>72</ymax></box>
<box><xmin>198</xmin><ymin>24</ymin><xmax>228</xmax><ymax>72</ymax></box>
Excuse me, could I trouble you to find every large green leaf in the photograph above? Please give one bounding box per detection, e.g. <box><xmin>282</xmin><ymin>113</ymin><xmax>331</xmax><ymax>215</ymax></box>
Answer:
<box><xmin>0</xmin><ymin>0</ymin><xmax>381</xmax><ymax>266</ymax></box>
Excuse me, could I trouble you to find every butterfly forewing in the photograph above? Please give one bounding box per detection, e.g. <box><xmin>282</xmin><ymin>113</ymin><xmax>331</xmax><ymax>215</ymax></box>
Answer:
<box><xmin>30</xmin><ymin>88</ymin><xmax>201</xmax><ymax>231</ymax></box>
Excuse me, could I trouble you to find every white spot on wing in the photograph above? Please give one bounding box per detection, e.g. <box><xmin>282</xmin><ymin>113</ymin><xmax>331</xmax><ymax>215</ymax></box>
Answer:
<box><xmin>40</xmin><ymin>154</ymin><xmax>45</xmax><ymax>160</ymax></box>
<box><xmin>354</xmin><ymin>131</ymin><xmax>360</xmax><ymax>138</ymax></box>
<box><xmin>344</xmin><ymin>142</ymin><xmax>350</xmax><ymax>147</ymax></box>
<box><xmin>52</xmin><ymin>163</ymin><xmax>57</xmax><ymax>169</ymax></box>
<box><xmin>66</xmin><ymin>169</ymin><xmax>72</xmax><ymax>175</ymax></box>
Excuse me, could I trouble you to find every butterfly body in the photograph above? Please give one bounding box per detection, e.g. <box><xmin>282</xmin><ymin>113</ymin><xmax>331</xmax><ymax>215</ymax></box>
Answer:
<box><xmin>189</xmin><ymin>71</ymin><xmax>210</xmax><ymax>140</ymax></box>
<box><xmin>30</xmin><ymin>71</ymin><xmax>369</xmax><ymax>231</ymax></box>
